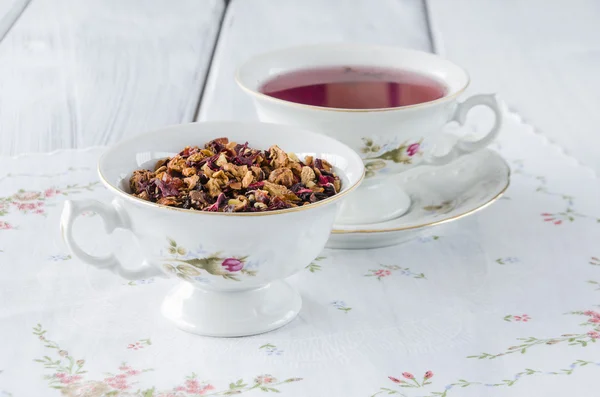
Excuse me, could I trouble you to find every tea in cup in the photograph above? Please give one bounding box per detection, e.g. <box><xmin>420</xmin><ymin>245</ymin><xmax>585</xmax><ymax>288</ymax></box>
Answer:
<box><xmin>237</xmin><ymin>44</ymin><xmax>501</xmax><ymax>224</ymax></box>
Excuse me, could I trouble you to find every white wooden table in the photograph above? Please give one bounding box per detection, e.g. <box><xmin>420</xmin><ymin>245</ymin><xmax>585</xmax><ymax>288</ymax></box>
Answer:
<box><xmin>0</xmin><ymin>0</ymin><xmax>598</xmax><ymax>175</ymax></box>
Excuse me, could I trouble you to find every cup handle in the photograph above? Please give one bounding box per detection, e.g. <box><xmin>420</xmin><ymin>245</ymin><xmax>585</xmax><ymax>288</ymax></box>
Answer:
<box><xmin>423</xmin><ymin>93</ymin><xmax>502</xmax><ymax>166</ymax></box>
<box><xmin>60</xmin><ymin>199</ymin><xmax>163</xmax><ymax>280</ymax></box>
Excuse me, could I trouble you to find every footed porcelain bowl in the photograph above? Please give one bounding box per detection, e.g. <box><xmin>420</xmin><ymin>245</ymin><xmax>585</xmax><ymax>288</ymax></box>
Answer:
<box><xmin>60</xmin><ymin>121</ymin><xmax>364</xmax><ymax>337</ymax></box>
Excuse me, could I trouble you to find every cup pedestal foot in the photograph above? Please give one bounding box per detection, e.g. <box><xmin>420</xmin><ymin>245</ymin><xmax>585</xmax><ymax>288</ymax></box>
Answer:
<box><xmin>161</xmin><ymin>280</ymin><xmax>301</xmax><ymax>337</ymax></box>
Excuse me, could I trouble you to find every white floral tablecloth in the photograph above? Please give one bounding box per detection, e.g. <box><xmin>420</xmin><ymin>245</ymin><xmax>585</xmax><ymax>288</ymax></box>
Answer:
<box><xmin>0</xmin><ymin>110</ymin><xmax>599</xmax><ymax>397</ymax></box>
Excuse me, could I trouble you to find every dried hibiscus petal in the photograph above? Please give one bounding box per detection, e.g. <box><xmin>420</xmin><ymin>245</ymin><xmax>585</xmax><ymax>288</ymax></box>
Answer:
<box><xmin>205</xmin><ymin>193</ymin><xmax>226</xmax><ymax>212</ymax></box>
<box><xmin>156</xmin><ymin>179</ymin><xmax>180</xmax><ymax>197</ymax></box>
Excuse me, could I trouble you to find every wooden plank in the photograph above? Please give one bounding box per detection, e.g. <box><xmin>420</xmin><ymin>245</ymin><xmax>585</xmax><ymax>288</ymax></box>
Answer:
<box><xmin>198</xmin><ymin>0</ymin><xmax>432</xmax><ymax>122</ymax></box>
<box><xmin>426</xmin><ymin>0</ymin><xmax>600</xmax><ymax>174</ymax></box>
<box><xmin>0</xmin><ymin>0</ymin><xmax>224</xmax><ymax>155</ymax></box>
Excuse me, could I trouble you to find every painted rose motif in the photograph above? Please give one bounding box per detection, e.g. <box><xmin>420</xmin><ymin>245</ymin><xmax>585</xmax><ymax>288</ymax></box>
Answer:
<box><xmin>0</xmin><ymin>221</ymin><xmax>13</xmax><ymax>230</ymax></box>
<box><xmin>163</xmin><ymin>238</ymin><xmax>257</xmax><ymax>281</ymax></box>
<box><xmin>360</xmin><ymin>138</ymin><xmax>424</xmax><ymax>177</ymax></box>
<box><xmin>364</xmin><ymin>160</ymin><xmax>386</xmax><ymax>178</ymax></box>
<box><xmin>406</xmin><ymin>142</ymin><xmax>421</xmax><ymax>156</ymax></box>
<box><xmin>222</xmin><ymin>258</ymin><xmax>244</xmax><ymax>272</ymax></box>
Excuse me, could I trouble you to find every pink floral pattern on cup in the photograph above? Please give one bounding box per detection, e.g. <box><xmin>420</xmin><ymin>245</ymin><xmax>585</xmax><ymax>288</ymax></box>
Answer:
<box><xmin>406</xmin><ymin>142</ymin><xmax>421</xmax><ymax>157</ymax></box>
<box><xmin>222</xmin><ymin>258</ymin><xmax>244</xmax><ymax>272</ymax></box>
<box><xmin>162</xmin><ymin>238</ymin><xmax>257</xmax><ymax>282</ymax></box>
<box><xmin>360</xmin><ymin>138</ymin><xmax>424</xmax><ymax>177</ymax></box>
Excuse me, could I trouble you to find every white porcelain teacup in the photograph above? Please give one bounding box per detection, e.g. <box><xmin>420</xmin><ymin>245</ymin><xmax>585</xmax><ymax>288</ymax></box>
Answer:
<box><xmin>60</xmin><ymin>121</ymin><xmax>364</xmax><ymax>337</ymax></box>
<box><xmin>237</xmin><ymin>44</ymin><xmax>502</xmax><ymax>224</ymax></box>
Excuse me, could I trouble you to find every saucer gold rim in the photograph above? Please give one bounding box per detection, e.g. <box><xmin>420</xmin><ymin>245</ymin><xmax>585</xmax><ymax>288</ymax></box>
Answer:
<box><xmin>331</xmin><ymin>155</ymin><xmax>510</xmax><ymax>234</ymax></box>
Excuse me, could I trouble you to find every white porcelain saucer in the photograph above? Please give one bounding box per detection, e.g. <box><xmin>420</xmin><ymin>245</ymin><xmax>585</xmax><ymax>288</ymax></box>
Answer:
<box><xmin>326</xmin><ymin>149</ymin><xmax>510</xmax><ymax>249</ymax></box>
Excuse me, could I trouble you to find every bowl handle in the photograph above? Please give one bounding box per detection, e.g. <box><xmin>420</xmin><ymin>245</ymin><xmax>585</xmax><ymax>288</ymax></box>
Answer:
<box><xmin>60</xmin><ymin>199</ymin><xmax>163</xmax><ymax>280</ymax></box>
<box><xmin>424</xmin><ymin>93</ymin><xmax>502</xmax><ymax>166</ymax></box>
